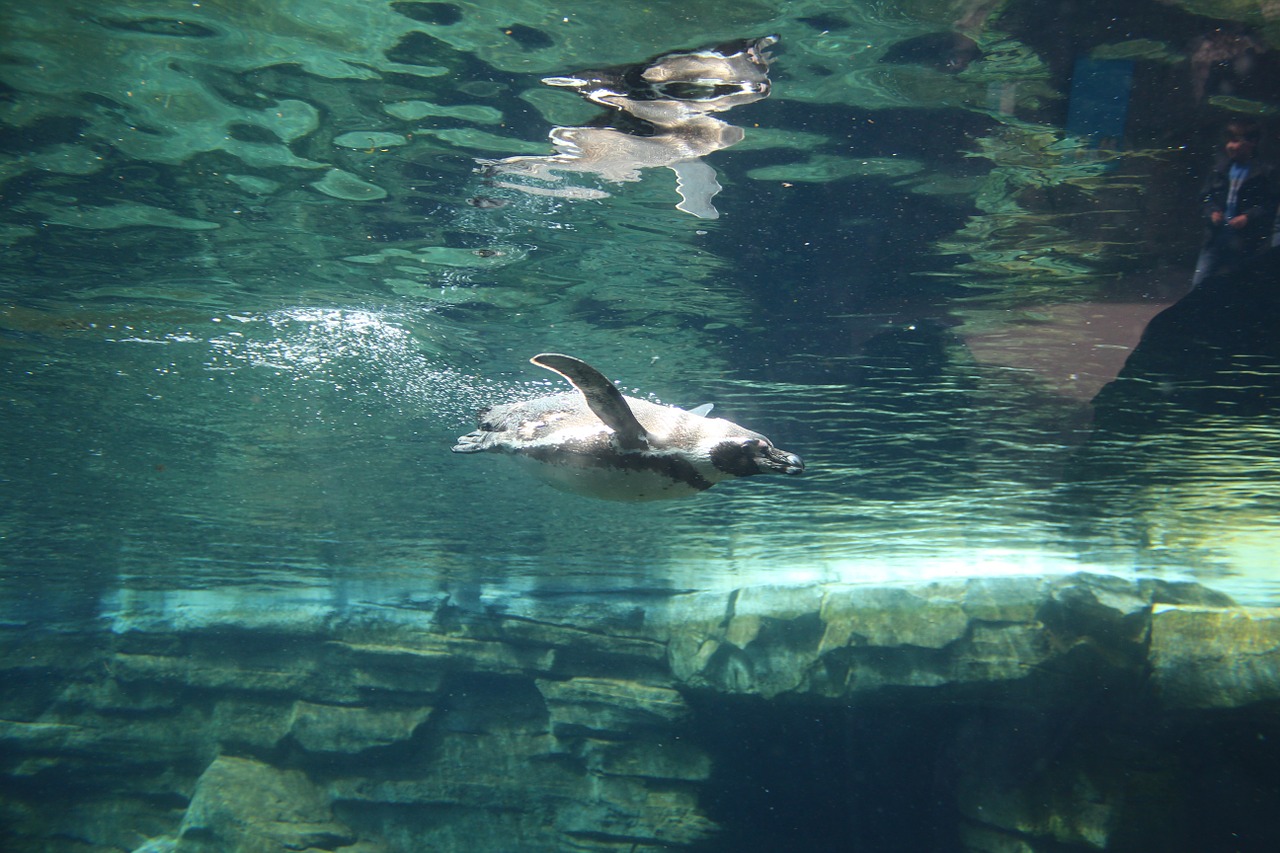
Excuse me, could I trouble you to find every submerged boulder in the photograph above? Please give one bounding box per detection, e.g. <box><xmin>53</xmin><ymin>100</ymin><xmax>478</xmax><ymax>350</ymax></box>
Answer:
<box><xmin>177</xmin><ymin>756</ymin><xmax>358</xmax><ymax>853</ymax></box>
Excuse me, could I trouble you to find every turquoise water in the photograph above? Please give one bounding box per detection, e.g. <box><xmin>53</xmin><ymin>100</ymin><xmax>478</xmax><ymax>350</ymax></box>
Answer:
<box><xmin>2</xmin><ymin>3</ymin><xmax>1280</xmax><ymax>850</ymax></box>
<box><xmin>3</xmin><ymin>0</ymin><xmax>1278</xmax><ymax>613</ymax></box>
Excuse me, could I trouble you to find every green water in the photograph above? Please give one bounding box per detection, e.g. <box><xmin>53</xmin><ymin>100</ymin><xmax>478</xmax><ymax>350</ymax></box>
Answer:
<box><xmin>4</xmin><ymin>4</ymin><xmax>1280</xmax><ymax>853</ymax></box>
<box><xmin>2</xmin><ymin>0</ymin><xmax>1279</xmax><ymax>621</ymax></box>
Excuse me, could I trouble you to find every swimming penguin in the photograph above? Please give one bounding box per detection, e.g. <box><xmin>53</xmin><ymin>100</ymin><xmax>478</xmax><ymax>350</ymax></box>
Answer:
<box><xmin>452</xmin><ymin>353</ymin><xmax>804</xmax><ymax>501</ymax></box>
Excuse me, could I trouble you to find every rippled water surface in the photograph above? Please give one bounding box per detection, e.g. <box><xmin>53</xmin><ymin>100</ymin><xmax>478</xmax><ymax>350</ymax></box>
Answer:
<box><xmin>3</xmin><ymin>0</ymin><xmax>1280</xmax><ymax>616</ymax></box>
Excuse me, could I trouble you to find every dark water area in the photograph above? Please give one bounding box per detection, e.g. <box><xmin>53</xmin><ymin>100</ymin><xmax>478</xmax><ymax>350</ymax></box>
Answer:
<box><xmin>3</xmin><ymin>1</ymin><xmax>1280</xmax><ymax>851</ymax></box>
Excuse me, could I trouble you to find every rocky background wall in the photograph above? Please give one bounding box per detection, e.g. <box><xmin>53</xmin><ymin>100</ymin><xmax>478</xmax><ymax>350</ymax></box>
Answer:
<box><xmin>3</xmin><ymin>573</ymin><xmax>1280</xmax><ymax>853</ymax></box>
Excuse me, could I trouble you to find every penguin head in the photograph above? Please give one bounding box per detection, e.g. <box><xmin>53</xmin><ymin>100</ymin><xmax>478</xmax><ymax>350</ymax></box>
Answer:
<box><xmin>708</xmin><ymin>434</ymin><xmax>804</xmax><ymax>479</ymax></box>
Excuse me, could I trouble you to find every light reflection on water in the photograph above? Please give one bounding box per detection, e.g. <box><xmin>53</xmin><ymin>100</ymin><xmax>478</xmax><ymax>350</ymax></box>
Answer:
<box><xmin>4</xmin><ymin>297</ymin><xmax>1277</xmax><ymax>623</ymax></box>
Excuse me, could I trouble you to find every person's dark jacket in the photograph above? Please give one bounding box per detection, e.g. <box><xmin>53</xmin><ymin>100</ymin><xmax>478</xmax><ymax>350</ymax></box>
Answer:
<box><xmin>1200</xmin><ymin>155</ymin><xmax>1279</xmax><ymax>252</ymax></box>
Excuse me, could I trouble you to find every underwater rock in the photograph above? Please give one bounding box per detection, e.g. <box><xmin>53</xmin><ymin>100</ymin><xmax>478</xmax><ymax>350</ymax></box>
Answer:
<box><xmin>177</xmin><ymin>756</ymin><xmax>355</xmax><ymax>853</ymax></box>
<box><xmin>538</xmin><ymin>677</ymin><xmax>690</xmax><ymax>736</ymax></box>
<box><xmin>554</xmin><ymin>774</ymin><xmax>716</xmax><ymax>848</ymax></box>
<box><xmin>3</xmin><ymin>573</ymin><xmax>1280</xmax><ymax>852</ymax></box>
<box><xmin>0</xmin><ymin>719</ymin><xmax>84</xmax><ymax>752</ymax></box>
<box><xmin>208</xmin><ymin>697</ymin><xmax>295</xmax><ymax>753</ymax></box>
<box><xmin>954</xmin><ymin>728</ymin><xmax>1150</xmax><ymax>851</ymax></box>
<box><xmin>1090</xmin><ymin>251</ymin><xmax>1280</xmax><ymax>420</ymax></box>
<box><xmin>581</xmin><ymin>738</ymin><xmax>712</xmax><ymax>782</ymax></box>
<box><xmin>663</xmin><ymin>574</ymin><xmax>1241</xmax><ymax>699</ymax></box>
<box><xmin>1148</xmin><ymin>604</ymin><xmax>1280</xmax><ymax>709</ymax></box>
<box><xmin>287</xmin><ymin>700</ymin><xmax>435</xmax><ymax>754</ymax></box>
<box><xmin>111</xmin><ymin>645</ymin><xmax>330</xmax><ymax>698</ymax></box>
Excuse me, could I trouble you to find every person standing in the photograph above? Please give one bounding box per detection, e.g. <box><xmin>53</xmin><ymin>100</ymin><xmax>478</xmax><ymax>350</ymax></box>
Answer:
<box><xmin>1192</xmin><ymin>118</ymin><xmax>1278</xmax><ymax>286</ymax></box>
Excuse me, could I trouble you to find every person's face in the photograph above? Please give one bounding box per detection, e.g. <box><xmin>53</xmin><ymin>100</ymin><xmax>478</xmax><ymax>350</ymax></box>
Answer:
<box><xmin>1225</xmin><ymin>132</ymin><xmax>1257</xmax><ymax>162</ymax></box>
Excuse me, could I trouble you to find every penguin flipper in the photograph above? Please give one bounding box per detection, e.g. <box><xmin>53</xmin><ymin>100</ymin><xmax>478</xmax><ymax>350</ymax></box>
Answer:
<box><xmin>531</xmin><ymin>353</ymin><xmax>650</xmax><ymax>450</ymax></box>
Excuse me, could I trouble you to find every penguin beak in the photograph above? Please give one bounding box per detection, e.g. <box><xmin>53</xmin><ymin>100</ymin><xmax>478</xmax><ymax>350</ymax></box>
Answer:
<box><xmin>762</xmin><ymin>447</ymin><xmax>805</xmax><ymax>475</ymax></box>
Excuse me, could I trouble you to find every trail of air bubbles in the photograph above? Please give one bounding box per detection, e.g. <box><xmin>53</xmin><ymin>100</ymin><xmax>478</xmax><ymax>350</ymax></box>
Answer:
<box><xmin>203</xmin><ymin>307</ymin><xmax>526</xmax><ymax>421</ymax></box>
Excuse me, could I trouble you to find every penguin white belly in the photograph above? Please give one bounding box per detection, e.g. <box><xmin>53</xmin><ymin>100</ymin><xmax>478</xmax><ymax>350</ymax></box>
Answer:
<box><xmin>514</xmin><ymin>453</ymin><xmax>708</xmax><ymax>502</ymax></box>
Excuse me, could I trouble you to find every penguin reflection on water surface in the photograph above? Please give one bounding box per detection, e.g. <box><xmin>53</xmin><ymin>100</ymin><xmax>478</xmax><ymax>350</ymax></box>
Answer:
<box><xmin>452</xmin><ymin>354</ymin><xmax>804</xmax><ymax>501</ymax></box>
<box><xmin>480</xmin><ymin>36</ymin><xmax>778</xmax><ymax>219</ymax></box>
